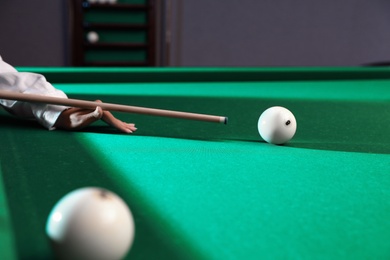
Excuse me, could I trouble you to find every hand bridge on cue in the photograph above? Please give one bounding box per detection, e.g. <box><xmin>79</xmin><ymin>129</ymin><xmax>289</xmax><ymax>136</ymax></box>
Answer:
<box><xmin>0</xmin><ymin>90</ymin><xmax>228</xmax><ymax>124</ymax></box>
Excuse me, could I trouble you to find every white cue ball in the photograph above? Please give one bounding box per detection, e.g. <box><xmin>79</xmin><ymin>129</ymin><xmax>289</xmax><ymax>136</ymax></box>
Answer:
<box><xmin>258</xmin><ymin>106</ymin><xmax>297</xmax><ymax>145</ymax></box>
<box><xmin>87</xmin><ymin>31</ymin><xmax>99</xmax><ymax>43</ymax></box>
<box><xmin>46</xmin><ymin>187</ymin><xmax>135</xmax><ymax>260</ymax></box>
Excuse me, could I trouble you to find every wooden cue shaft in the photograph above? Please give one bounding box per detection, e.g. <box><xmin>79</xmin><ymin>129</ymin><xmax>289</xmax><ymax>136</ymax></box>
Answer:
<box><xmin>0</xmin><ymin>90</ymin><xmax>228</xmax><ymax>124</ymax></box>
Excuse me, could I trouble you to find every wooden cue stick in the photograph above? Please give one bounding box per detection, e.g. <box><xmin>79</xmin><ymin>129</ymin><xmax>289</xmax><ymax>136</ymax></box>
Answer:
<box><xmin>0</xmin><ymin>90</ymin><xmax>228</xmax><ymax>124</ymax></box>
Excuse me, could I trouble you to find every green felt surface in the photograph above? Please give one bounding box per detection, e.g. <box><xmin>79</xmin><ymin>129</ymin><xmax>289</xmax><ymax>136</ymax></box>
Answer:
<box><xmin>1</xmin><ymin>67</ymin><xmax>390</xmax><ymax>259</ymax></box>
<box><xmin>57</xmin><ymin>79</ymin><xmax>390</xmax><ymax>100</ymax></box>
<box><xmin>81</xmin><ymin>134</ymin><xmax>390</xmax><ymax>259</ymax></box>
<box><xmin>0</xmin><ymin>165</ymin><xmax>17</xmax><ymax>260</ymax></box>
<box><xmin>56</xmin><ymin>79</ymin><xmax>390</xmax><ymax>154</ymax></box>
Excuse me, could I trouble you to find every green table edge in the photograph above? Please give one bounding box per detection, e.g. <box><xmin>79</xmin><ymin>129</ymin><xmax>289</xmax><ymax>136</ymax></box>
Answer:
<box><xmin>16</xmin><ymin>67</ymin><xmax>390</xmax><ymax>83</ymax></box>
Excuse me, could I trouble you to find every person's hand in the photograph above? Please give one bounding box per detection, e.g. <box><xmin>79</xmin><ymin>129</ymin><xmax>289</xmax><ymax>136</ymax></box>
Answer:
<box><xmin>55</xmin><ymin>106</ymin><xmax>103</xmax><ymax>130</ymax></box>
<box><xmin>102</xmin><ymin>111</ymin><xmax>137</xmax><ymax>134</ymax></box>
<box><xmin>55</xmin><ymin>99</ymin><xmax>137</xmax><ymax>133</ymax></box>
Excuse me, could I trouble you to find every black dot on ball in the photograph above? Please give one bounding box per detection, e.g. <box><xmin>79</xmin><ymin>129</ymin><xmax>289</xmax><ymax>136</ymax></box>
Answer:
<box><xmin>285</xmin><ymin>120</ymin><xmax>291</xmax><ymax>126</ymax></box>
<box><xmin>99</xmin><ymin>190</ymin><xmax>111</xmax><ymax>199</ymax></box>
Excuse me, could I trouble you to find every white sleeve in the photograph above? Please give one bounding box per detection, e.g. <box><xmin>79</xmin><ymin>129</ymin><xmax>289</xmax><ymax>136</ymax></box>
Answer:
<box><xmin>0</xmin><ymin>70</ymin><xmax>69</xmax><ymax>130</ymax></box>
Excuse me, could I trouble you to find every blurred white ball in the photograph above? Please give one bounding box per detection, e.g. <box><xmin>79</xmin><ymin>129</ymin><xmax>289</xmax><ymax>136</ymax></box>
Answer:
<box><xmin>46</xmin><ymin>187</ymin><xmax>135</xmax><ymax>260</ymax></box>
<box><xmin>87</xmin><ymin>31</ymin><xmax>99</xmax><ymax>43</ymax></box>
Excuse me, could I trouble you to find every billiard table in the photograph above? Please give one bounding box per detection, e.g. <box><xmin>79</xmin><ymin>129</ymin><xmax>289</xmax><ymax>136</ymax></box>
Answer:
<box><xmin>1</xmin><ymin>67</ymin><xmax>390</xmax><ymax>259</ymax></box>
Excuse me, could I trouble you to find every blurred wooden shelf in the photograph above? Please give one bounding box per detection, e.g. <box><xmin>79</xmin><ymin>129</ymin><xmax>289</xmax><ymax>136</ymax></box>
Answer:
<box><xmin>84</xmin><ymin>42</ymin><xmax>148</xmax><ymax>49</ymax></box>
<box><xmin>82</xmin><ymin>2</ymin><xmax>148</xmax><ymax>11</ymax></box>
<box><xmin>84</xmin><ymin>23</ymin><xmax>149</xmax><ymax>30</ymax></box>
<box><xmin>83</xmin><ymin>61</ymin><xmax>150</xmax><ymax>66</ymax></box>
<box><xmin>70</xmin><ymin>0</ymin><xmax>156</xmax><ymax>67</ymax></box>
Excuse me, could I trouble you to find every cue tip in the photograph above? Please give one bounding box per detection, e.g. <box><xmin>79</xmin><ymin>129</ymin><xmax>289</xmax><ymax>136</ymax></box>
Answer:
<box><xmin>223</xmin><ymin>117</ymin><xmax>228</xmax><ymax>124</ymax></box>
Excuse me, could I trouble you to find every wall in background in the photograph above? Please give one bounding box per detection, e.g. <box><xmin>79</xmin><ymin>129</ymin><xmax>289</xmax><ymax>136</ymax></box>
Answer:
<box><xmin>1</xmin><ymin>0</ymin><xmax>390</xmax><ymax>66</ymax></box>
<box><xmin>169</xmin><ymin>0</ymin><xmax>390</xmax><ymax>66</ymax></box>
<box><xmin>0</xmin><ymin>0</ymin><xmax>69</xmax><ymax>66</ymax></box>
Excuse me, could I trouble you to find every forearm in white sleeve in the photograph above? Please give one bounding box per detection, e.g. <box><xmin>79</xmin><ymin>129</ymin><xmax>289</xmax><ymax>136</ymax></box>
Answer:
<box><xmin>0</xmin><ymin>57</ymin><xmax>69</xmax><ymax>130</ymax></box>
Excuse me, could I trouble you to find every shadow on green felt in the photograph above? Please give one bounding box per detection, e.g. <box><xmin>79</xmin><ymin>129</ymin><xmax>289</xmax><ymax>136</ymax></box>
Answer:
<box><xmin>0</xmin><ymin>112</ymin><xmax>43</xmax><ymax>130</ymax></box>
<box><xmin>83</xmin><ymin>95</ymin><xmax>390</xmax><ymax>155</ymax></box>
<box><xmin>0</xmin><ymin>114</ymin><xmax>199</xmax><ymax>260</ymax></box>
<box><xmin>3</xmin><ymin>92</ymin><xmax>390</xmax><ymax>155</ymax></box>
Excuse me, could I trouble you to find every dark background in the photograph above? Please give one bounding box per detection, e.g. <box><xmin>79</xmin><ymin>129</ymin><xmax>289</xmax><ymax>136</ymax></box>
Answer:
<box><xmin>1</xmin><ymin>0</ymin><xmax>390</xmax><ymax>66</ymax></box>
